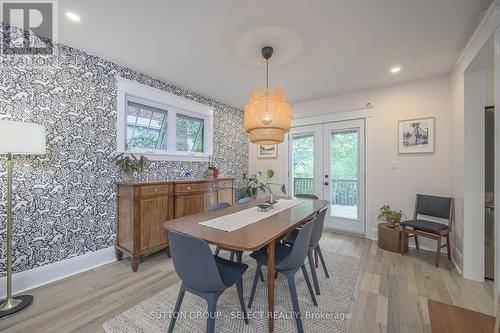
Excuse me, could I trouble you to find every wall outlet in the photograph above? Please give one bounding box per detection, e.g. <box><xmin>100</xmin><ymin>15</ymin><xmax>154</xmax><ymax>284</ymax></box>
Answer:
<box><xmin>391</xmin><ymin>161</ymin><xmax>398</xmax><ymax>169</ymax></box>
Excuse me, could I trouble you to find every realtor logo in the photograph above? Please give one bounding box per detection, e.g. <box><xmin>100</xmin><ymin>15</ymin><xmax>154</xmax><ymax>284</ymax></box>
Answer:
<box><xmin>1</xmin><ymin>0</ymin><xmax>57</xmax><ymax>55</ymax></box>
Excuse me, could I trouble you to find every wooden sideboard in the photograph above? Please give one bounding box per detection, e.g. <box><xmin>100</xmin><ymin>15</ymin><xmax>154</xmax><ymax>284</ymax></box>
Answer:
<box><xmin>116</xmin><ymin>177</ymin><xmax>235</xmax><ymax>271</ymax></box>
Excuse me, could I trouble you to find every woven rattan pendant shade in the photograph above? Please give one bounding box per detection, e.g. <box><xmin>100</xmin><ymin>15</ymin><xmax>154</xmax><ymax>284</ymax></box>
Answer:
<box><xmin>244</xmin><ymin>46</ymin><xmax>291</xmax><ymax>144</ymax></box>
<box><xmin>244</xmin><ymin>87</ymin><xmax>291</xmax><ymax>144</ymax></box>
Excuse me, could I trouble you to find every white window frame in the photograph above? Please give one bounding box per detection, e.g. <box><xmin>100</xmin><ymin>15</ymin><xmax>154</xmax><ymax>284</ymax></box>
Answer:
<box><xmin>116</xmin><ymin>76</ymin><xmax>214</xmax><ymax>162</ymax></box>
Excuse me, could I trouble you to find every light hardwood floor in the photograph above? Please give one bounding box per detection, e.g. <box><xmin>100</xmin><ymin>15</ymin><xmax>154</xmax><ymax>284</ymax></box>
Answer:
<box><xmin>0</xmin><ymin>232</ymin><xmax>494</xmax><ymax>333</ymax></box>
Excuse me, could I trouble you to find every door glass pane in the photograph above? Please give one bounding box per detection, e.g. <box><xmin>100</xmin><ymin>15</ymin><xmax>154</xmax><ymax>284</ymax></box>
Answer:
<box><xmin>292</xmin><ymin>134</ymin><xmax>315</xmax><ymax>196</ymax></box>
<box><xmin>330</xmin><ymin>130</ymin><xmax>359</xmax><ymax>219</ymax></box>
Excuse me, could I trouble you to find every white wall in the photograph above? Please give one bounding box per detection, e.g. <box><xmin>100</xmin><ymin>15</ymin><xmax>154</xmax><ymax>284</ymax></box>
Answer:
<box><xmin>249</xmin><ymin>74</ymin><xmax>455</xmax><ymax>249</ymax></box>
<box><xmin>450</xmin><ymin>67</ymin><xmax>465</xmax><ymax>271</ymax></box>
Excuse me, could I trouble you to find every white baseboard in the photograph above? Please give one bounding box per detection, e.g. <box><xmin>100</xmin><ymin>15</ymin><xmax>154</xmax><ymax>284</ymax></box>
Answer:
<box><xmin>0</xmin><ymin>246</ymin><xmax>116</xmax><ymax>298</ymax></box>
<box><xmin>451</xmin><ymin>246</ymin><xmax>463</xmax><ymax>275</ymax></box>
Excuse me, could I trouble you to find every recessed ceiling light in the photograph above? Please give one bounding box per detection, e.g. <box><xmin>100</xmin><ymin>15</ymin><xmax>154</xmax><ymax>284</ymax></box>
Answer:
<box><xmin>390</xmin><ymin>67</ymin><xmax>401</xmax><ymax>74</ymax></box>
<box><xmin>66</xmin><ymin>12</ymin><xmax>81</xmax><ymax>22</ymax></box>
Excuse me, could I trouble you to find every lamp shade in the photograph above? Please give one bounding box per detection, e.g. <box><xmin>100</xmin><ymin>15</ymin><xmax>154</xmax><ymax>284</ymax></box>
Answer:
<box><xmin>244</xmin><ymin>87</ymin><xmax>292</xmax><ymax>144</ymax></box>
<box><xmin>0</xmin><ymin>120</ymin><xmax>46</xmax><ymax>154</ymax></box>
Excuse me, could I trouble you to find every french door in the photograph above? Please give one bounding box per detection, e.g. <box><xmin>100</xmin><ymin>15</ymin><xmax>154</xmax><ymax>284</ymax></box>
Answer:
<box><xmin>289</xmin><ymin>119</ymin><xmax>365</xmax><ymax>235</ymax></box>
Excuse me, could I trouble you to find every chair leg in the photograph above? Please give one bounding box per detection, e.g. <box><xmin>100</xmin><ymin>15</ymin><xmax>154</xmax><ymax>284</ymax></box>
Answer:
<box><xmin>167</xmin><ymin>284</ymin><xmax>186</xmax><ymax>333</ymax></box>
<box><xmin>236</xmin><ymin>251</ymin><xmax>243</xmax><ymax>263</ymax></box>
<box><xmin>316</xmin><ymin>245</ymin><xmax>330</xmax><ymax>278</ymax></box>
<box><xmin>308</xmin><ymin>249</ymin><xmax>320</xmax><ymax>295</ymax></box>
<box><xmin>274</xmin><ymin>270</ymin><xmax>278</xmax><ymax>279</ymax></box>
<box><xmin>435</xmin><ymin>236</ymin><xmax>442</xmax><ymax>267</ymax></box>
<box><xmin>206</xmin><ymin>293</ymin><xmax>220</xmax><ymax>333</ymax></box>
<box><xmin>214</xmin><ymin>246</ymin><xmax>220</xmax><ymax>256</ymax></box>
<box><xmin>259</xmin><ymin>269</ymin><xmax>265</xmax><ymax>282</ymax></box>
<box><xmin>235</xmin><ymin>278</ymin><xmax>249</xmax><ymax>324</ymax></box>
<box><xmin>248</xmin><ymin>264</ymin><xmax>261</xmax><ymax>308</ymax></box>
<box><xmin>400</xmin><ymin>227</ymin><xmax>407</xmax><ymax>255</ymax></box>
<box><xmin>285</xmin><ymin>272</ymin><xmax>304</xmax><ymax>333</ymax></box>
<box><xmin>301</xmin><ymin>265</ymin><xmax>318</xmax><ymax>306</ymax></box>
<box><xmin>314</xmin><ymin>248</ymin><xmax>319</xmax><ymax>268</ymax></box>
<box><xmin>230</xmin><ymin>252</ymin><xmax>235</xmax><ymax>262</ymax></box>
<box><xmin>414</xmin><ymin>234</ymin><xmax>420</xmax><ymax>250</ymax></box>
<box><xmin>446</xmin><ymin>234</ymin><xmax>451</xmax><ymax>260</ymax></box>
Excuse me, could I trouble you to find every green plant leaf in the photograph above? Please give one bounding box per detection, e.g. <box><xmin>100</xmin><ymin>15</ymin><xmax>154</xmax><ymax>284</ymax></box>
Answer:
<box><xmin>281</xmin><ymin>184</ymin><xmax>287</xmax><ymax>195</ymax></box>
<box><xmin>266</xmin><ymin>169</ymin><xmax>274</xmax><ymax>179</ymax></box>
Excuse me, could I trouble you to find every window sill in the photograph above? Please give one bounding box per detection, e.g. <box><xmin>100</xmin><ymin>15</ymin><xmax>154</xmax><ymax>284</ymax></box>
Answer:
<box><xmin>118</xmin><ymin>151</ymin><xmax>210</xmax><ymax>162</ymax></box>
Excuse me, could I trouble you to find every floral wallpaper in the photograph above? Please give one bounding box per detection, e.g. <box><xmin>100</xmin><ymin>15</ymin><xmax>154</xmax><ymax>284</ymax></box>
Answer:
<box><xmin>0</xmin><ymin>34</ymin><xmax>248</xmax><ymax>276</ymax></box>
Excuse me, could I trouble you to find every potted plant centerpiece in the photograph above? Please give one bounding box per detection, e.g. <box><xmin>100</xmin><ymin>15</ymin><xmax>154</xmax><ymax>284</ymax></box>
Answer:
<box><xmin>240</xmin><ymin>169</ymin><xmax>286</xmax><ymax>207</ymax></box>
<box><xmin>113</xmin><ymin>153</ymin><xmax>151</xmax><ymax>182</ymax></box>
<box><xmin>377</xmin><ymin>205</ymin><xmax>406</xmax><ymax>230</ymax></box>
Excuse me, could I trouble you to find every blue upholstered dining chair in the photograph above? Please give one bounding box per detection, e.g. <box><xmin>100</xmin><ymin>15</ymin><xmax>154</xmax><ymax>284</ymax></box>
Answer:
<box><xmin>237</xmin><ymin>196</ymin><xmax>255</xmax><ymax>204</ymax></box>
<box><xmin>248</xmin><ymin>218</ymin><xmax>318</xmax><ymax>333</ymax></box>
<box><xmin>294</xmin><ymin>194</ymin><xmax>319</xmax><ymax>200</ymax></box>
<box><xmin>167</xmin><ymin>231</ymin><xmax>249</xmax><ymax>333</ymax></box>
<box><xmin>208</xmin><ymin>202</ymin><xmax>231</xmax><ymax>212</ymax></box>
<box><xmin>284</xmin><ymin>207</ymin><xmax>329</xmax><ymax>295</ymax></box>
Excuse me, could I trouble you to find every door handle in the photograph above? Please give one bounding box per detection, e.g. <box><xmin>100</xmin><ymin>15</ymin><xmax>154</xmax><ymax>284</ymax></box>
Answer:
<box><xmin>324</xmin><ymin>182</ymin><xmax>329</xmax><ymax>186</ymax></box>
<box><xmin>324</xmin><ymin>175</ymin><xmax>329</xmax><ymax>179</ymax></box>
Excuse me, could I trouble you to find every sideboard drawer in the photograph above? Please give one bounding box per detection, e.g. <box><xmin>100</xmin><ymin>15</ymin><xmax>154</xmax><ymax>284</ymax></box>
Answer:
<box><xmin>175</xmin><ymin>182</ymin><xmax>215</xmax><ymax>194</ymax></box>
<box><xmin>140</xmin><ymin>184</ymin><xmax>172</xmax><ymax>197</ymax></box>
<box><xmin>218</xmin><ymin>179</ymin><xmax>233</xmax><ymax>188</ymax></box>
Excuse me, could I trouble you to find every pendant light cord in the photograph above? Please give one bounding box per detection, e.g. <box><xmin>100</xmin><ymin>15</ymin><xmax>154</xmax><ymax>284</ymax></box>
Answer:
<box><xmin>266</xmin><ymin>58</ymin><xmax>269</xmax><ymax>89</ymax></box>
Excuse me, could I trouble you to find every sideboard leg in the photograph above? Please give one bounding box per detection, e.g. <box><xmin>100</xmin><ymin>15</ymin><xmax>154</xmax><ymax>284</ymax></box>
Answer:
<box><xmin>131</xmin><ymin>257</ymin><xmax>140</xmax><ymax>272</ymax></box>
<box><xmin>115</xmin><ymin>248</ymin><xmax>123</xmax><ymax>261</ymax></box>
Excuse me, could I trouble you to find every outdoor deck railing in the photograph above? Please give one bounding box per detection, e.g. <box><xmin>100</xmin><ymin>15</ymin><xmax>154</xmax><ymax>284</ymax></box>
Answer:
<box><xmin>293</xmin><ymin>177</ymin><xmax>357</xmax><ymax>206</ymax></box>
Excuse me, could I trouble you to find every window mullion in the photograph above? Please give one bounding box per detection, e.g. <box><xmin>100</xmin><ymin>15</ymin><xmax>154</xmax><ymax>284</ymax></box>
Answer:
<box><xmin>167</xmin><ymin>110</ymin><xmax>176</xmax><ymax>153</ymax></box>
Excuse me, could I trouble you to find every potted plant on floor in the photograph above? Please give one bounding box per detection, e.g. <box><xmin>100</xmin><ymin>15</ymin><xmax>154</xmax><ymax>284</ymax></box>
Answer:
<box><xmin>113</xmin><ymin>153</ymin><xmax>151</xmax><ymax>182</ymax></box>
<box><xmin>377</xmin><ymin>205</ymin><xmax>406</xmax><ymax>230</ymax></box>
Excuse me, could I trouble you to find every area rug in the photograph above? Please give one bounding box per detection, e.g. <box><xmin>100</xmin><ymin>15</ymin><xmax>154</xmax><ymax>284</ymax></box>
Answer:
<box><xmin>103</xmin><ymin>249</ymin><xmax>359</xmax><ymax>333</ymax></box>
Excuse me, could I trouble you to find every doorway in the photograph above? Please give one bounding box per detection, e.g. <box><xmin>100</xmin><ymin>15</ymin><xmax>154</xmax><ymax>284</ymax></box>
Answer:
<box><xmin>289</xmin><ymin>119</ymin><xmax>365</xmax><ymax>235</ymax></box>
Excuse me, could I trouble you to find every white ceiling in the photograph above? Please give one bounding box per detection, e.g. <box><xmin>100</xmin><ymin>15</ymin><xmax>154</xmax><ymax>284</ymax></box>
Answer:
<box><xmin>59</xmin><ymin>0</ymin><xmax>491</xmax><ymax>108</ymax></box>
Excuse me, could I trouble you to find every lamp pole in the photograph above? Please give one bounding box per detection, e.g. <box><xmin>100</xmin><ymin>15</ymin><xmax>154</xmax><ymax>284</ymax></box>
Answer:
<box><xmin>0</xmin><ymin>120</ymin><xmax>43</xmax><ymax>318</ymax></box>
<box><xmin>0</xmin><ymin>153</ymin><xmax>20</xmax><ymax>311</ymax></box>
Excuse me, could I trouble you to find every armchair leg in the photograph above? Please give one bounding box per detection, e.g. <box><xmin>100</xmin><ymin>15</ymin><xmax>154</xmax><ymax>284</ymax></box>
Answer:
<box><xmin>400</xmin><ymin>227</ymin><xmax>407</xmax><ymax>255</ymax></box>
<box><xmin>446</xmin><ymin>234</ymin><xmax>451</xmax><ymax>260</ymax></box>
<box><xmin>435</xmin><ymin>236</ymin><xmax>442</xmax><ymax>267</ymax></box>
<box><xmin>414</xmin><ymin>235</ymin><xmax>419</xmax><ymax>250</ymax></box>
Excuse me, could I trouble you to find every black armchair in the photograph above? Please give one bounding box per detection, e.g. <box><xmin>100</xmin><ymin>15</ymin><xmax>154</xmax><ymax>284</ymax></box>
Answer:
<box><xmin>400</xmin><ymin>194</ymin><xmax>454</xmax><ymax>267</ymax></box>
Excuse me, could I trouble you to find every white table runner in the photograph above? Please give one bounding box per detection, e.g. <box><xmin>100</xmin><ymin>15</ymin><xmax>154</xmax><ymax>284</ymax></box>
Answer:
<box><xmin>199</xmin><ymin>199</ymin><xmax>305</xmax><ymax>232</ymax></box>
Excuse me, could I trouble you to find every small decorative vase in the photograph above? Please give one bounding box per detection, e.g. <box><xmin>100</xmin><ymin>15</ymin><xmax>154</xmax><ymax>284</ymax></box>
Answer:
<box><xmin>212</xmin><ymin>168</ymin><xmax>220</xmax><ymax>178</ymax></box>
<box><xmin>123</xmin><ymin>171</ymin><xmax>134</xmax><ymax>182</ymax></box>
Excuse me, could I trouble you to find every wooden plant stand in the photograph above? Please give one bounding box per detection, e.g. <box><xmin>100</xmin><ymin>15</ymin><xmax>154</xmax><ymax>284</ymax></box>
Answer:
<box><xmin>378</xmin><ymin>223</ymin><xmax>408</xmax><ymax>253</ymax></box>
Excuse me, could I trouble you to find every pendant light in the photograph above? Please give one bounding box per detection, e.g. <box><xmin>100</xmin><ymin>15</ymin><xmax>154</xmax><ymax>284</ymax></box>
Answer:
<box><xmin>244</xmin><ymin>46</ymin><xmax>291</xmax><ymax>144</ymax></box>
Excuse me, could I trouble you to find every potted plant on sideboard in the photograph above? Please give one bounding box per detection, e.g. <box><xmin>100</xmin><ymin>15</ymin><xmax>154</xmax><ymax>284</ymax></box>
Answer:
<box><xmin>112</xmin><ymin>153</ymin><xmax>151</xmax><ymax>182</ymax></box>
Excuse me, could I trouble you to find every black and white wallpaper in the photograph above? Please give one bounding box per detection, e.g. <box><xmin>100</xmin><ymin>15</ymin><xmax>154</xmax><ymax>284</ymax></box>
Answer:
<box><xmin>0</xmin><ymin>30</ymin><xmax>248</xmax><ymax>276</ymax></box>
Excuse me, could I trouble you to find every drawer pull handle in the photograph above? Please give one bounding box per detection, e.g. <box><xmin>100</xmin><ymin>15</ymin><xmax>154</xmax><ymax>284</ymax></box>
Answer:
<box><xmin>154</xmin><ymin>188</ymin><xmax>158</xmax><ymax>192</ymax></box>
<box><xmin>187</xmin><ymin>186</ymin><xmax>191</xmax><ymax>190</ymax></box>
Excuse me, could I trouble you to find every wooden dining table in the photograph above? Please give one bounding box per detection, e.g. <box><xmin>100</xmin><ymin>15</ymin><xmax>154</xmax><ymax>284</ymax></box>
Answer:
<box><xmin>163</xmin><ymin>196</ymin><xmax>329</xmax><ymax>332</ymax></box>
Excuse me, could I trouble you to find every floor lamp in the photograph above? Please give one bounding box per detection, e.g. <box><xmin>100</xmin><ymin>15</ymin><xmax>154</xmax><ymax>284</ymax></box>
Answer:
<box><xmin>0</xmin><ymin>120</ymin><xmax>46</xmax><ymax>319</ymax></box>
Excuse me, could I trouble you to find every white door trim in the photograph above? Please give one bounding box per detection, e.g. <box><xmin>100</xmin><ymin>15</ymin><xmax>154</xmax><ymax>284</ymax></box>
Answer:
<box><xmin>323</xmin><ymin>119</ymin><xmax>366</xmax><ymax>235</ymax></box>
<box><xmin>292</xmin><ymin>107</ymin><xmax>372</xmax><ymax>127</ymax></box>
